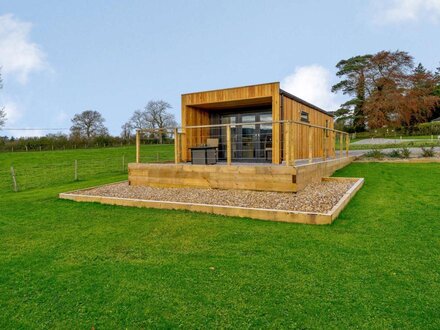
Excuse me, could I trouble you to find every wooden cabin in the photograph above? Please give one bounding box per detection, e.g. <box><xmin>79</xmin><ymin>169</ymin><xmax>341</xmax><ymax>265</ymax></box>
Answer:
<box><xmin>180</xmin><ymin>82</ymin><xmax>335</xmax><ymax>164</ymax></box>
<box><xmin>130</xmin><ymin>82</ymin><xmax>352</xmax><ymax>193</ymax></box>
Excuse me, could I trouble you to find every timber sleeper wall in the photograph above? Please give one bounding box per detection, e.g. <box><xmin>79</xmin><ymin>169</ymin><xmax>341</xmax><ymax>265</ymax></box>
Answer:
<box><xmin>295</xmin><ymin>156</ymin><xmax>356</xmax><ymax>191</ymax></box>
<box><xmin>129</xmin><ymin>163</ymin><xmax>298</xmax><ymax>192</ymax></box>
<box><xmin>128</xmin><ymin>156</ymin><xmax>356</xmax><ymax>193</ymax></box>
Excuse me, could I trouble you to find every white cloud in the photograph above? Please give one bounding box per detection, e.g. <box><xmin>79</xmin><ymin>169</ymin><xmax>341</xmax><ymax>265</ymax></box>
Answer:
<box><xmin>373</xmin><ymin>0</ymin><xmax>440</xmax><ymax>24</ymax></box>
<box><xmin>55</xmin><ymin>111</ymin><xmax>69</xmax><ymax>125</ymax></box>
<box><xmin>0</xmin><ymin>14</ymin><xmax>47</xmax><ymax>84</ymax></box>
<box><xmin>3</xmin><ymin>101</ymin><xmax>23</xmax><ymax>124</ymax></box>
<box><xmin>281</xmin><ymin>65</ymin><xmax>340</xmax><ymax>112</ymax></box>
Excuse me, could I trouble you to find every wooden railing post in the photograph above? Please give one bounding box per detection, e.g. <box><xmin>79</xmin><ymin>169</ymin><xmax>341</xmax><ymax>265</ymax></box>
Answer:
<box><xmin>285</xmin><ymin>121</ymin><xmax>291</xmax><ymax>166</ymax></box>
<box><xmin>332</xmin><ymin>130</ymin><xmax>336</xmax><ymax>157</ymax></box>
<box><xmin>226</xmin><ymin>124</ymin><xmax>232</xmax><ymax>165</ymax></box>
<box><xmin>174</xmin><ymin>128</ymin><xmax>179</xmax><ymax>164</ymax></box>
<box><xmin>346</xmin><ymin>133</ymin><xmax>350</xmax><ymax>157</ymax></box>
<box><xmin>308</xmin><ymin>125</ymin><xmax>313</xmax><ymax>164</ymax></box>
<box><xmin>136</xmin><ymin>130</ymin><xmax>140</xmax><ymax>163</ymax></box>
<box><xmin>291</xmin><ymin>122</ymin><xmax>295</xmax><ymax>166</ymax></box>
<box><xmin>339</xmin><ymin>132</ymin><xmax>343</xmax><ymax>158</ymax></box>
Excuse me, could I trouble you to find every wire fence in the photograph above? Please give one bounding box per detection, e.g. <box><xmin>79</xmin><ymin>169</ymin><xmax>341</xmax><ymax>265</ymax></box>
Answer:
<box><xmin>0</xmin><ymin>150</ymin><xmax>174</xmax><ymax>193</ymax></box>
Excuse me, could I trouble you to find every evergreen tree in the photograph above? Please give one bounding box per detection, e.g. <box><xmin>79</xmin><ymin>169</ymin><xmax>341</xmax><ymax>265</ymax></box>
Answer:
<box><xmin>331</xmin><ymin>55</ymin><xmax>372</xmax><ymax>132</ymax></box>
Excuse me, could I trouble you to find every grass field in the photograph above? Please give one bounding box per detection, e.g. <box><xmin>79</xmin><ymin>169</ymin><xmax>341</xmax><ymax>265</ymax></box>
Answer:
<box><xmin>0</xmin><ymin>145</ymin><xmax>174</xmax><ymax>192</ymax></box>
<box><xmin>1</xmin><ymin>147</ymin><xmax>439</xmax><ymax>328</ymax></box>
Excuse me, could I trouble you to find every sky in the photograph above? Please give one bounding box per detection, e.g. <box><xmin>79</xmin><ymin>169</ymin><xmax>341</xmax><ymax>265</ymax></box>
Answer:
<box><xmin>0</xmin><ymin>0</ymin><xmax>439</xmax><ymax>137</ymax></box>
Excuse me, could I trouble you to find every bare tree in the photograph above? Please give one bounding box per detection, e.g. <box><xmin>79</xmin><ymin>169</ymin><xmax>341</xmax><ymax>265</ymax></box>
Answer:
<box><xmin>120</xmin><ymin>122</ymin><xmax>133</xmax><ymax>140</ymax></box>
<box><xmin>70</xmin><ymin>110</ymin><xmax>108</xmax><ymax>139</ymax></box>
<box><xmin>0</xmin><ymin>70</ymin><xmax>6</xmax><ymax>129</ymax></box>
<box><xmin>145</xmin><ymin>100</ymin><xmax>177</xmax><ymax>128</ymax></box>
<box><xmin>144</xmin><ymin>100</ymin><xmax>177</xmax><ymax>143</ymax></box>
<box><xmin>129</xmin><ymin>109</ymin><xmax>151</xmax><ymax>130</ymax></box>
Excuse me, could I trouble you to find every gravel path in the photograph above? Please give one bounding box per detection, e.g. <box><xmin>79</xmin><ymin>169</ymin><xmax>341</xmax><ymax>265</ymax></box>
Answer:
<box><xmin>351</xmin><ymin>138</ymin><xmax>421</xmax><ymax>145</ymax></box>
<box><xmin>77</xmin><ymin>181</ymin><xmax>355</xmax><ymax>213</ymax></box>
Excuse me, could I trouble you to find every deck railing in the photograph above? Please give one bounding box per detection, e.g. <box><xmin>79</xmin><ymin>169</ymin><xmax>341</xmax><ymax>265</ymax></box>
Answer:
<box><xmin>135</xmin><ymin>120</ymin><xmax>350</xmax><ymax>166</ymax></box>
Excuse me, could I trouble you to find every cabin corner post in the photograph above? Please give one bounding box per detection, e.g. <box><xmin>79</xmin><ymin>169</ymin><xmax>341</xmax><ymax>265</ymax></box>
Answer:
<box><xmin>226</xmin><ymin>124</ymin><xmax>232</xmax><ymax>165</ymax></box>
<box><xmin>272</xmin><ymin>86</ymin><xmax>282</xmax><ymax>164</ymax></box>
<box><xmin>308</xmin><ymin>125</ymin><xmax>313</xmax><ymax>164</ymax></box>
<box><xmin>135</xmin><ymin>130</ymin><xmax>140</xmax><ymax>163</ymax></box>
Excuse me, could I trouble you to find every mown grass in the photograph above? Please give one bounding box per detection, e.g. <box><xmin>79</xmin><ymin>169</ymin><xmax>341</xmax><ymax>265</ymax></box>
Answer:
<box><xmin>0</xmin><ymin>147</ymin><xmax>439</xmax><ymax>329</ymax></box>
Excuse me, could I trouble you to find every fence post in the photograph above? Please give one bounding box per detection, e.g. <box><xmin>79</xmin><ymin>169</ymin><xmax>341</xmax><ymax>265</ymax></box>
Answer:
<box><xmin>323</xmin><ymin>127</ymin><xmax>327</xmax><ymax>161</ymax></box>
<box><xmin>346</xmin><ymin>134</ymin><xmax>350</xmax><ymax>157</ymax></box>
<box><xmin>10</xmin><ymin>166</ymin><xmax>18</xmax><ymax>192</ymax></box>
<box><xmin>122</xmin><ymin>154</ymin><xmax>125</xmax><ymax>172</ymax></box>
<box><xmin>226</xmin><ymin>124</ymin><xmax>232</xmax><ymax>165</ymax></box>
<box><xmin>156</xmin><ymin>152</ymin><xmax>160</xmax><ymax>162</ymax></box>
<box><xmin>308</xmin><ymin>125</ymin><xmax>313</xmax><ymax>164</ymax></box>
<box><xmin>136</xmin><ymin>130</ymin><xmax>140</xmax><ymax>163</ymax></box>
<box><xmin>74</xmin><ymin>160</ymin><xmax>78</xmax><ymax>181</ymax></box>
<box><xmin>174</xmin><ymin>128</ymin><xmax>179</xmax><ymax>164</ymax></box>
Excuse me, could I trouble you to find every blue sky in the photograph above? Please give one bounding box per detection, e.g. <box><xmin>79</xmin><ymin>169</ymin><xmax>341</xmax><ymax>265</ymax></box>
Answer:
<box><xmin>1</xmin><ymin>0</ymin><xmax>439</xmax><ymax>137</ymax></box>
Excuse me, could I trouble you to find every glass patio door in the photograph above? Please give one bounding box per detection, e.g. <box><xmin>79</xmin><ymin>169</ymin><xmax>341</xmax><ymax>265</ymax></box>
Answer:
<box><xmin>218</xmin><ymin>112</ymin><xmax>272</xmax><ymax>162</ymax></box>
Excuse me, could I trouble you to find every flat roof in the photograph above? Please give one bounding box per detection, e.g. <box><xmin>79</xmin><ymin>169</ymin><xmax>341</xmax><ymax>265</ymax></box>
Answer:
<box><xmin>181</xmin><ymin>82</ymin><xmax>279</xmax><ymax>96</ymax></box>
<box><xmin>181</xmin><ymin>82</ymin><xmax>333</xmax><ymax>117</ymax></box>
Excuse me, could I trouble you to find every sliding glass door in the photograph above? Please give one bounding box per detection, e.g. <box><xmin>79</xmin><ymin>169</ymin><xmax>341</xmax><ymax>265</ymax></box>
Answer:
<box><xmin>218</xmin><ymin>111</ymin><xmax>272</xmax><ymax>162</ymax></box>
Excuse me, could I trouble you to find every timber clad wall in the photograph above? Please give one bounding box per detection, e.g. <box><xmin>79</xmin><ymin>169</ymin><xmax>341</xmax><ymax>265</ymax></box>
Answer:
<box><xmin>181</xmin><ymin>82</ymin><xmax>334</xmax><ymax>164</ymax></box>
<box><xmin>281</xmin><ymin>94</ymin><xmax>335</xmax><ymax>160</ymax></box>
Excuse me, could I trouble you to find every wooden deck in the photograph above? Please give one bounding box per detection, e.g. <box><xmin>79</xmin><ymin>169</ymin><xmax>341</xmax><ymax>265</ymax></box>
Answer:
<box><xmin>128</xmin><ymin>156</ymin><xmax>357</xmax><ymax>193</ymax></box>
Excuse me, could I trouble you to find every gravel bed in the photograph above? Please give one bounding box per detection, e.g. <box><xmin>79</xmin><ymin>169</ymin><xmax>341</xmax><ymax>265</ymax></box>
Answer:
<box><xmin>76</xmin><ymin>180</ymin><xmax>355</xmax><ymax>213</ymax></box>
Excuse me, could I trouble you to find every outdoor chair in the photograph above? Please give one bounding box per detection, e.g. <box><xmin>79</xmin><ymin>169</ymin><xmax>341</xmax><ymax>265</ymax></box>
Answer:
<box><xmin>264</xmin><ymin>135</ymin><xmax>272</xmax><ymax>161</ymax></box>
<box><xmin>206</xmin><ymin>138</ymin><xmax>219</xmax><ymax>161</ymax></box>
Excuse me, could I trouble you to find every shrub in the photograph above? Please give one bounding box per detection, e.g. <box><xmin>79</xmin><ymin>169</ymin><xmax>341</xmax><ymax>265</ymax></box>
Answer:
<box><xmin>388</xmin><ymin>149</ymin><xmax>401</xmax><ymax>158</ymax></box>
<box><xmin>365</xmin><ymin>149</ymin><xmax>385</xmax><ymax>159</ymax></box>
<box><xmin>421</xmin><ymin>146</ymin><xmax>435</xmax><ymax>158</ymax></box>
<box><xmin>400</xmin><ymin>147</ymin><xmax>411</xmax><ymax>158</ymax></box>
<box><xmin>416</xmin><ymin>122</ymin><xmax>440</xmax><ymax>135</ymax></box>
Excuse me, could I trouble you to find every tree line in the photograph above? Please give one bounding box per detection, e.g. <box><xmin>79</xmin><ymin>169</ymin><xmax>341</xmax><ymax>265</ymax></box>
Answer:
<box><xmin>332</xmin><ymin>50</ymin><xmax>440</xmax><ymax>132</ymax></box>
<box><xmin>0</xmin><ymin>101</ymin><xmax>177</xmax><ymax>151</ymax></box>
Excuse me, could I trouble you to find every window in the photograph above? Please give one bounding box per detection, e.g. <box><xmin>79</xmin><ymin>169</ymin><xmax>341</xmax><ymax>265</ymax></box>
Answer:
<box><xmin>300</xmin><ymin>111</ymin><xmax>309</xmax><ymax>123</ymax></box>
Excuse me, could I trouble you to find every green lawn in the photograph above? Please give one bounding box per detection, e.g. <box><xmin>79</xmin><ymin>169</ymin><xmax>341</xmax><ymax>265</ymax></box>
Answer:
<box><xmin>0</xmin><ymin>148</ymin><xmax>439</xmax><ymax>329</ymax></box>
